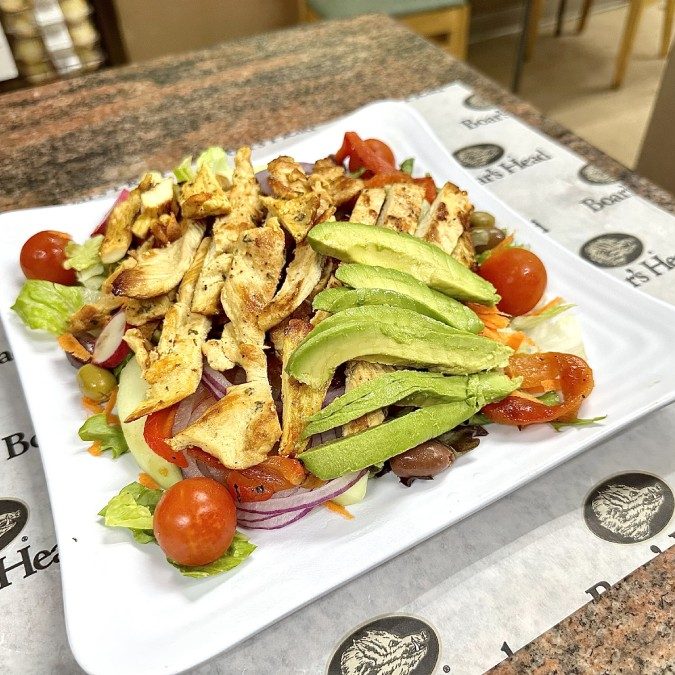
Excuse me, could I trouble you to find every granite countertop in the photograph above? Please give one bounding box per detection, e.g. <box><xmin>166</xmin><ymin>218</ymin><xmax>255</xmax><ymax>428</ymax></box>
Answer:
<box><xmin>0</xmin><ymin>13</ymin><xmax>673</xmax><ymax>673</ymax></box>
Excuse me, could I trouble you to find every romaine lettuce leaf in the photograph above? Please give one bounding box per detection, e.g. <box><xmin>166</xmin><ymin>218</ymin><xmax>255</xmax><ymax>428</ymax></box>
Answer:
<box><xmin>511</xmin><ymin>303</ymin><xmax>574</xmax><ymax>331</ymax></box>
<box><xmin>64</xmin><ymin>235</ymin><xmax>106</xmax><ymax>289</ymax></box>
<box><xmin>196</xmin><ymin>146</ymin><xmax>229</xmax><ymax>176</ymax></box>
<box><xmin>173</xmin><ymin>155</ymin><xmax>194</xmax><ymax>183</ymax></box>
<box><xmin>170</xmin><ymin>533</ymin><xmax>256</xmax><ymax>578</ymax></box>
<box><xmin>11</xmin><ymin>280</ymin><xmax>87</xmax><ymax>335</ymax></box>
<box><xmin>551</xmin><ymin>416</ymin><xmax>606</xmax><ymax>431</ymax></box>
<box><xmin>99</xmin><ymin>482</ymin><xmax>256</xmax><ymax>574</ymax></box>
<box><xmin>99</xmin><ymin>482</ymin><xmax>163</xmax><ymax>542</ymax></box>
<box><xmin>79</xmin><ymin>413</ymin><xmax>129</xmax><ymax>458</ymax></box>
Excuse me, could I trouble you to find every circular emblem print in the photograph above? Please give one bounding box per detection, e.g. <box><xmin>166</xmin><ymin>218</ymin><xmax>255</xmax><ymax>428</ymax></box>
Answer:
<box><xmin>453</xmin><ymin>143</ymin><xmax>504</xmax><ymax>169</ymax></box>
<box><xmin>584</xmin><ymin>473</ymin><xmax>674</xmax><ymax>544</ymax></box>
<box><xmin>0</xmin><ymin>499</ymin><xmax>29</xmax><ymax>552</ymax></box>
<box><xmin>578</xmin><ymin>164</ymin><xmax>618</xmax><ymax>185</ymax></box>
<box><xmin>327</xmin><ymin>615</ymin><xmax>440</xmax><ymax>675</ymax></box>
<box><xmin>463</xmin><ymin>93</ymin><xmax>494</xmax><ymax>111</ymax></box>
<box><xmin>580</xmin><ymin>233</ymin><xmax>643</xmax><ymax>267</ymax></box>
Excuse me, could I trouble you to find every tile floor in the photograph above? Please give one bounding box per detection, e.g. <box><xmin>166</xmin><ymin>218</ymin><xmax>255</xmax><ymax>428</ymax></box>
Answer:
<box><xmin>468</xmin><ymin>2</ymin><xmax>671</xmax><ymax>167</ymax></box>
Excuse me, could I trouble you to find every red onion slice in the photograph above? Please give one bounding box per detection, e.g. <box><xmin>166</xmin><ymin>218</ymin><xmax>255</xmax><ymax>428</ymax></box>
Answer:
<box><xmin>172</xmin><ymin>385</ymin><xmax>206</xmax><ymax>435</ymax></box>
<box><xmin>180</xmin><ymin>451</ymin><xmax>204</xmax><ymax>479</ymax></box>
<box><xmin>202</xmin><ymin>364</ymin><xmax>231</xmax><ymax>400</ymax></box>
<box><xmin>236</xmin><ymin>470</ymin><xmax>367</xmax><ymax>516</ymax></box>
<box><xmin>188</xmin><ymin>394</ymin><xmax>216</xmax><ymax>425</ymax></box>
<box><xmin>237</xmin><ymin>508</ymin><xmax>313</xmax><ymax>530</ymax></box>
<box><xmin>322</xmin><ymin>383</ymin><xmax>346</xmax><ymax>408</ymax></box>
<box><xmin>92</xmin><ymin>189</ymin><xmax>131</xmax><ymax>236</ymax></box>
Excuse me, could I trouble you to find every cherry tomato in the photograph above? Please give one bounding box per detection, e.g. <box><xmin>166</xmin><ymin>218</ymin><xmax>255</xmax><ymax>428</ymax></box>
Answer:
<box><xmin>143</xmin><ymin>406</ymin><xmax>188</xmax><ymax>468</ymax></box>
<box><xmin>20</xmin><ymin>230</ymin><xmax>77</xmax><ymax>285</ymax></box>
<box><xmin>478</xmin><ymin>247</ymin><xmax>547</xmax><ymax>316</ymax></box>
<box><xmin>226</xmin><ymin>456</ymin><xmax>306</xmax><ymax>503</ymax></box>
<box><xmin>153</xmin><ymin>477</ymin><xmax>236</xmax><ymax>566</ymax></box>
<box><xmin>483</xmin><ymin>352</ymin><xmax>594</xmax><ymax>426</ymax></box>
<box><xmin>348</xmin><ymin>139</ymin><xmax>396</xmax><ymax>173</ymax></box>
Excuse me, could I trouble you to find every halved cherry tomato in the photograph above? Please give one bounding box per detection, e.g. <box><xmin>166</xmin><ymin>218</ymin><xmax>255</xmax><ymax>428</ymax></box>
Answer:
<box><xmin>226</xmin><ymin>456</ymin><xmax>306</xmax><ymax>503</ymax></box>
<box><xmin>153</xmin><ymin>477</ymin><xmax>236</xmax><ymax>566</ymax></box>
<box><xmin>143</xmin><ymin>406</ymin><xmax>188</xmax><ymax>468</ymax></box>
<box><xmin>478</xmin><ymin>247</ymin><xmax>547</xmax><ymax>316</ymax></box>
<box><xmin>483</xmin><ymin>352</ymin><xmax>594</xmax><ymax>426</ymax></box>
<box><xmin>20</xmin><ymin>230</ymin><xmax>77</xmax><ymax>285</ymax></box>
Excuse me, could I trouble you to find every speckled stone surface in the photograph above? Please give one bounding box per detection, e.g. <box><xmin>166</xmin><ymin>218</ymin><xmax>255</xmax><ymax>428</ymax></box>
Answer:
<box><xmin>0</xmin><ymin>14</ymin><xmax>673</xmax><ymax>213</ymax></box>
<box><xmin>0</xmin><ymin>14</ymin><xmax>673</xmax><ymax>673</ymax></box>
<box><xmin>489</xmin><ymin>546</ymin><xmax>675</xmax><ymax>674</ymax></box>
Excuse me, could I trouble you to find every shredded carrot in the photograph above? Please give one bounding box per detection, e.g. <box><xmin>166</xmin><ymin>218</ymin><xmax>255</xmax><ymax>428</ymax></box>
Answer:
<box><xmin>104</xmin><ymin>387</ymin><xmax>119</xmax><ymax>425</ymax></box>
<box><xmin>506</xmin><ymin>332</ymin><xmax>526</xmax><ymax>350</ymax></box>
<box><xmin>489</xmin><ymin>233</ymin><xmax>514</xmax><ymax>257</ymax></box>
<box><xmin>530</xmin><ymin>296</ymin><xmax>563</xmax><ymax>317</ymax></box>
<box><xmin>87</xmin><ymin>441</ymin><xmax>102</xmax><ymax>457</ymax></box>
<box><xmin>325</xmin><ymin>500</ymin><xmax>354</xmax><ymax>520</ymax></box>
<box><xmin>468</xmin><ymin>303</ymin><xmax>511</xmax><ymax>330</ymax></box>
<box><xmin>58</xmin><ymin>333</ymin><xmax>91</xmax><ymax>363</ymax></box>
<box><xmin>138</xmin><ymin>472</ymin><xmax>160</xmax><ymax>490</ymax></box>
<box><xmin>82</xmin><ymin>396</ymin><xmax>104</xmax><ymax>414</ymax></box>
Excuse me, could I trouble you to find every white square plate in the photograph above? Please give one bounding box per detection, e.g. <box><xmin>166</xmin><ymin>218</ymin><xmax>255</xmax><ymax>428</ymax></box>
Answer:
<box><xmin>2</xmin><ymin>102</ymin><xmax>675</xmax><ymax>675</ymax></box>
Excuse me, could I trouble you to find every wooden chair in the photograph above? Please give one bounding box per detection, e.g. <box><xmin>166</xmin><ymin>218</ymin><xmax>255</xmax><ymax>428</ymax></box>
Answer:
<box><xmin>525</xmin><ymin>0</ymin><xmax>675</xmax><ymax>88</ymax></box>
<box><xmin>297</xmin><ymin>0</ymin><xmax>471</xmax><ymax>60</ymax></box>
<box><xmin>578</xmin><ymin>0</ymin><xmax>675</xmax><ymax>87</ymax></box>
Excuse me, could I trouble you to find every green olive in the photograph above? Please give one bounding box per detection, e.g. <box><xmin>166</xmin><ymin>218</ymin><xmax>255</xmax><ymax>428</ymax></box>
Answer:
<box><xmin>470</xmin><ymin>211</ymin><xmax>496</xmax><ymax>229</ymax></box>
<box><xmin>472</xmin><ymin>226</ymin><xmax>506</xmax><ymax>253</ymax></box>
<box><xmin>77</xmin><ymin>364</ymin><xmax>117</xmax><ymax>402</ymax></box>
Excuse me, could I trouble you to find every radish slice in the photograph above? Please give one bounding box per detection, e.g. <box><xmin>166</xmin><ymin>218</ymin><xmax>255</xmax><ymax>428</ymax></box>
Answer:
<box><xmin>92</xmin><ymin>189</ymin><xmax>131</xmax><ymax>236</ymax></box>
<box><xmin>92</xmin><ymin>311</ymin><xmax>130</xmax><ymax>368</ymax></box>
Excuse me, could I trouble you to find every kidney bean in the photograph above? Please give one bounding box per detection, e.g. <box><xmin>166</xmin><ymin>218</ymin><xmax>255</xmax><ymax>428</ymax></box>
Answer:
<box><xmin>390</xmin><ymin>440</ymin><xmax>453</xmax><ymax>479</ymax></box>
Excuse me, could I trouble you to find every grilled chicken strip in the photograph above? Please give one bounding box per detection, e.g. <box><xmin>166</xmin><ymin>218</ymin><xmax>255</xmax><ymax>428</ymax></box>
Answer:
<box><xmin>220</xmin><ymin>218</ymin><xmax>286</xmax><ymax>347</ymax></box>
<box><xmin>342</xmin><ymin>361</ymin><xmax>395</xmax><ymax>436</ymax></box>
<box><xmin>179</xmin><ymin>163</ymin><xmax>230</xmax><ymax>219</ymax></box>
<box><xmin>416</xmin><ymin>182</ymin><xmax>475</xmax><ymax>267</ymax></box>
<box><xmin>99</xmin><ymin>189</ymin><xmax>142</xmax><ymax>264</ymax></box>
<box><xmin>111</xmin><ymin>221</ymin><xmax>205</xmax><ymax>299</ymax></box>
<box><xmin>192</xmin><ymin>147</ymin><xmax>261</xmax><ymax>315</ymax></box>
<box><xmin>376</xmin><ymin>183</ymin><xmax>426</xmax><ymax>234</ymax></box>
<box><xmin>132</xmin><ymin>178</ymin><xmax>175</xmax><ymax>239</ymax></box>
<box><xmin>123</xmin><ymin>238</ymin><xmax>211</xmax><ymax>421</ymax></box>
<box><xmin>257</xmin><ymin>241</ymin><xmax>325</xmax><ymax>332</ymax></box>
<box><xmin>168</xmin><ymin>378</ymin><xmax>281</xmax><ymax>469</ymax></box>
<box><xmin>68</xmin><ymin>293</ymin><xmax>124</xmax><ymax>333</ymax></box>
<box><xmin>350</xmin><ymin>188</ymin><xmax>386</xmax><ymax>225</ymax></box>
<box><xmin>279</xmin><ymin>319</ymin><xmax>330</xmax><ymax>455</ymax></box>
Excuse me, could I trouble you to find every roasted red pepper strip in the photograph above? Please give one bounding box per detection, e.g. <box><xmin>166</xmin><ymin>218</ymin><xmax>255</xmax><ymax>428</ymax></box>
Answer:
<box><xmin>483</xmin><ymin>352</ymin><xmax>594</xmax><ymax>426</ymax></box>
<box><xmin>226</xmin><ymin>457</ymin><xmax>306</xmax><ymax>502</ymax></box>
<box><xmin>339</xmin><ymin>132</ymin><xmax>396</xmax><ymax>174</ymax></box>
<box><xmin>143</xmin><ymin>406</ymin><xmax>188</xmax><ymax>468</ymax></box>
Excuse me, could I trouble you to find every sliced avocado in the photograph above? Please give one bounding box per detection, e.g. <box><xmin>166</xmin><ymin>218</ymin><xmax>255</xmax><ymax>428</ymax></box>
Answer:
<box><xmin>303</xmin><ymin>370</ymin><xmax>519</xmax><ymax>438</ymax></box>
<box><xmin>286</xmin><ymin>306</ymin><xmax>512</xmax><ymax>388</ymax></box>
<box><xmin>336</xmin><ymin>264</ymin><xmax>482</xmax><ymax>333</ymax></box>
<box><xmin>307</xmin><ymin>221</ymin><xmax>498</xmax><ymax>305</ymax></box>
<box><xmin>300</xmin><ymin>305</ymin><xmax>462</xmax><ymax>341</ymax></box>
<box><xmin>299</xmin><ymin>400</ymin><xmax>480</xmax><ymax>479</ymax></box>
<box><xmin>313</xmin><ymin>287</ymin><xmax>450</xmax><ymax>323</ymax></box>
<box><xmin>117</xmin><ymin>358</ymin><xmax>182</xmax><ymax>489</ymax></box>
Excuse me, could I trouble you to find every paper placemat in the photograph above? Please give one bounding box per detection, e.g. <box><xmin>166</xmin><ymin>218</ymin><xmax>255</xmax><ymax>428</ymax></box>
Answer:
<box><xmin>1</xmin><ymin>82</ymin><xmax>673</xmax><ymax>675</ymax></box>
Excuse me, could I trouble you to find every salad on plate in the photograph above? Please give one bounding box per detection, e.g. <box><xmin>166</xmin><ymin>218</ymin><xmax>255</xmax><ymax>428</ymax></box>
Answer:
<box><xmin>11</xmin><ymin>133</ymin><xmax>599</xmax><ymax>578</ymax></box>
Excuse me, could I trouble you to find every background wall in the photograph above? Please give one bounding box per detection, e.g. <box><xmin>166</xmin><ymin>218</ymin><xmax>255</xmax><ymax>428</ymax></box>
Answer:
<box><xmin>112</xmin><ymin>0</ymin><xmax>298</xmax><ymax>62</ymax></box>
<box><xmin>111</xmin><ymin>0</ymin><xmax>624</xmax><ymax>63</ymax></box>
